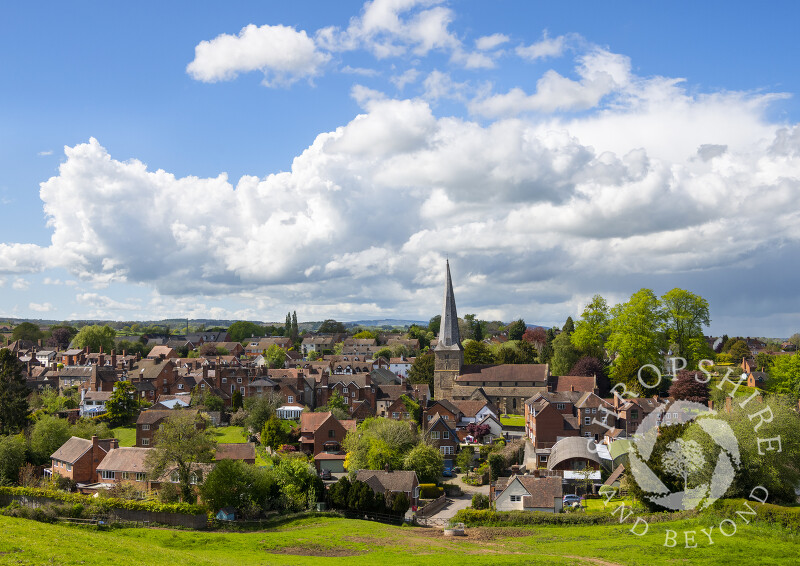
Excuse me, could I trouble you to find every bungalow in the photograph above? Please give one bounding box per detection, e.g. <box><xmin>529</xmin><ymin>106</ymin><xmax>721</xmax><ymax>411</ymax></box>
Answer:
<box><xmin>355</xmin><ymin>469</ymin><xmax>420</xmax><ymax>509</ymax></box>
<box><xmin>494</xmin><ymin>475</ymin><xmax>563</xmax><ymax>513</ymax></box>
<box><xmin>214</xmin><ymin>443</ymin><xmax>256</xmax><ymax>465</ymax></box>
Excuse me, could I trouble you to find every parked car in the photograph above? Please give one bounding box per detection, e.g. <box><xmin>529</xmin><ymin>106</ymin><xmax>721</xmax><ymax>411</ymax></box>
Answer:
<box><xmin>319</xmin><ymin>469</ymin><xmax>332</xmax><ymax>480</ymax></box>
<box><xmin>442</xmin><ymin>468</ymin><xmax>454</xmax><ymax>477</ymax></box>
<box><xmin>563</xmin><ymin>494</ymin><xmax>582</xmax><ymax>507</ymax></box>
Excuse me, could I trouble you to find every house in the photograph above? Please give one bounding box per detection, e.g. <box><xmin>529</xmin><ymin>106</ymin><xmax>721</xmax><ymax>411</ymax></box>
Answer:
<box><xmin>135</xmin><ymin>409</ymin><xmax>176</xmax><ymax>447</ymax></box>
<box><xmin>548</xmin><ymin>375</ymin><xmax>599</xmax><ymax>395</ymax></box>
<box><xmin>299</xmin><ymin>411</ymin><xmax>356</xmax><ymax>457</ymax></box>
<box><xmin>95</xmin><ymin>447</ymin><xmax>151</xmax><ymax>488</ymax></box>
<box><xmin>494</xmin><ymin>475</ymin><xmax>563</xmax><ymax>513</ymax></box>
<box><xmin>48</xmin><ymin>436</ymin><xmax>119</xmax><ymax>484</ymax></box>
<box><xmin>276</xmin><ymin>403</ymin><xmax>304</xmax><ymax>420</ymax></box>
<box><xmin>35</xmin><ymin>350</ymin><xmax>57</xmax><ymax>366</ymax></box>
<box><xmin>452</xmin><ymin>399</ymin><xmax>498</xmax><ymax>427</ymax></box>
<box><xmin>214</xmin><ymin>443</ymin><xmax>256</xmax><ymax>464</ymax></box>
<box><xmin>425</xmin><ymin>414</ymin><xmax>459</xmax><ymax>462</ymax></box>
<box><xmin>301</xmin><ymin>336</ymin><xmax>336</xmax><ymax>357</ymax></box>
<box><xmin>389</xmin><ymin>357</ymin><xmax>414</xmax><ymax>379</ymax></box>
<box><xmin>747</xmin><ymin>371</ymin><xmax>769</xmax><ymax>388</ymax></box>
<box><xmin>79</xmin><ymin>390</ymin><xmax>112</xmax><ymax>417</ymax></box>
<box><xmin>147</xmin><ymin>345</ymin><xmax>179</xmax><ymax>360</ymax></box>
<box><xmin>355</xmin><ymin>469</ymin><xmax>420</xmax><ymax>509</ymax></box>
<box><xmin>422</xmin><ymin>399</ymin><xmax>461</xmax><ymax>430</ymax></box>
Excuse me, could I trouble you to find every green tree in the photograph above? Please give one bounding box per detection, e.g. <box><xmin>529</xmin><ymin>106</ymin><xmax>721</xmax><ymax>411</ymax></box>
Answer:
<box><xmin>261</xmin><ymin>414</ymin><xmax>287</xmax><ymax>450</ymax></box>
<box><xmin>145</xmin><ymin>411</ymin><xmax>216</xmax><ymax>502</ymax></box>
<box><xmin>352</xmin><ymin>330</ymin><xmax>377</xmax><ymax>340</ymax></box>
<box><xmin>231</xmin><ymin>390</ymin><xmax>243</xmax><ymax>411</ymax></box>
<box><xmin>0</xmin><ymin>434</ymin><xmax>27</xmax><ymax>484</ymax></box>
<box><xmin>768</xmin><ymin>353</ymin><xmax>800</xmax><ymax>398</ymax></box>
<box><xmin>228</xmin><ymin>321</ymin><xmax>265</xmax><ymax>343</ymax></box>
<box><xmin>755</xmin><ymin>352</ymin><xmax>774</xmax><ymax>371</ymax></box>
<box><xmin>264</xmin><ymin>344</ymin><xmax>286</xmax><ymax>369</ymax></box>
<box><xmin>325</xmin><ymin>390</ymin><xmax>349</xmax><ymax>415</ymax></box>
<box><xmin>243</xmin><ymin>394</ymin><xmax>280</xmax><ymax>434</ymax></box>
<box><xmin>551</xmin><ymin>331</ymin><xmax>580</xmax><ymax>376</ymax></box>
<box><xmin>728</xmin><ymin>340</ymin><xmax>752</xmax><ymax>363</ymax></box>
<box><xmin>661</xmin><ymin>289</ymin><xmax>711</xmax><ymax>368</ymax></box>
<box><xmin>291</xmin><ymin>311</ymin><xmax>299</xmax><ymax>343</ymax></box>
<box><xmin>105</xmin><ymin>381</ymin><xmax>139</xmax><ymax>426</ymax></box>
<box><xmin>344</xmin><ymin>417</ymin><xmax>419</xmax><ymax>474</ymax></box>
<box><xmin>606</xmin><ymin>289</ymin><xmax>666</xmax><ymax>384</ymax></box>
<box><xmin>456</xmin><ymin>446</ymin><xmax>475</xmax><ymax>470</ymax></box>
<box><xmin>571</xmin><ymin>295</ymin><xmax>610</xmax><ymax>359</ymax></box>
<box><xmin>407</xmin><ymin>324</ymin><xmax>432</xmax><ymax>350</ymax></box>
<box><xmin>403</xmin><ymin>442</ymin><xmax>444</xmax><ymax>483</ymax></box>
<box><xmin>562</xmin><ymin>316</ymin><xmax>575</xmax><ymax>334</ymax></box>
<box><xmin>200</xmin><ymin>459</ymin><xmax>279</xmax><ymax>514</ymax></box>
<box><xmin>400</xmin><ymin>394</ymin><xmax>421</xmax><ymax>425</ymax></box>
<box><xmin>0</xmin><ymin>349</ymin><xmax>30</xmax><ymax>435</ymax></box>
<box><xmin>507</xmin><ymin>319</ymin><xmax>526</xmax><ymax>341</ymax></box>
<box><xmin>318</xmin><ymin>319</ymin><xmax>346</xmax><ymax>334</ymax></box>
<box><xmin>428</xmin><ymin>315</ymin><xmax>441</xmax><ymax>336</ymax></box>
<box><xmin>463</xmin><ymin>340</ymin><xmax>495</xmax><ymax>365</ymax></box>
<box><xmin>30</xmin><ymin>415</ymin><xmax>71</xmax><ymax>464</ymax></box>
<box><xmin>375</xmin><ymin>347</ymin><xmax>393</xmax><ymax>362</ymax></box>
<box><xmin>11</xmin><ymin>322</ymin><xmax>43</xmax><ymax>342</ymax></box>
<box><xmin>73</xmin><ymin>325</ymin><xmax>116</xmax><ymax>353</ymax></box>
<box><xmin>407</xmin><ymin>351</ymin><xmax>434</xmax><ymax>391</ymax></box>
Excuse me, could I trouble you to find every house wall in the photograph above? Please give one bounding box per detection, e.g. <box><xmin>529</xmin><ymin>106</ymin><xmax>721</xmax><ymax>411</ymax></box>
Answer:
<box><xmin>494</xmin><ymin>479</ymin><xmax>528</xmax><ymax>512</ymax></box>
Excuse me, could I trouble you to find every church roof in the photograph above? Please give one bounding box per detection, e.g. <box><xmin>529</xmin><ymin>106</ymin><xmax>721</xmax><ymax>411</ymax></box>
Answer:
<box><xmin>435</xmin><ymin>260</ymin><xmax>462</xmax><ymax>352</ymax></box>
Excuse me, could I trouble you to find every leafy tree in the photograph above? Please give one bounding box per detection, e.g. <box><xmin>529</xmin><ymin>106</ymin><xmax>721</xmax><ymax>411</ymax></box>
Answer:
<box><xmin>661</xmin><ymin>438</ymin><xmax>706</xmax><ymax>491</ymax></box>
<box><xmin>318</xmin><ymin>319</ymin><xmax>346</xmax><ymax>334</ymax></box>
<box><xmin>389</xmin><ymin>491</ymin><xmax>410</xmax><ymax>515</ymax></box>
<box><xmin>466</xmin><ymin>422</ymin><xmax>490</xmax><ymax>440</ymax></box>
<box><xmin>522</xmin><ymin>326</ymin><xmax>547</xmax><ymax>346</ymax></box>
<box><xmin>456</xmin><ymin>446</ymin><xmax>475</xmax><ymax>470</ymax></box>
<box><xmin>471</xmin><ymin>493</ymin><xmax>490</xmax><ymax>509</ymax></box>
<box><xmin>463</xmin><ymin>340</ymin><xmax>495</xmax><ymax>365</ymax></box>
<box><xmin>494</xmin><ymin>340</ymin><xmax>537</xmax><ymax>364</ymax></box>
<box><xmin>325</xmin><ymin>390</ymin><xmax>349</xmax><ymax>415</ymax></box>
<box><xmin>30</xmin><ymin>415</ymin><xmax>71</xmax><ymax>464</ymax></box>
<box><xmin>231</xmin><ymin>390</ymin><xmax>243</xmax><ymax>411</ymax></box>
<box><xmin>274</xmin><ymin>456</ymin><xmax>323</xmax><ymax>511</ymax></box>
<box><xmin>352</xmin><ymin>330</ymin><xmax>377</xmax><ymax>340</ymax></box>
<box><xmin>0</xmin><ymin>349</ymin><xmax>30</xmax><ymax>435</ymax></box>
<box><xmin>407</xmin><ymin>351</ymin><xmax>434</xmax><ymax>391</ymax></box>
<box><xmin>11</xmin><ymin>322</ymin><xmax>42</xmax><ymax>342</ymax></box>
<box><xmin>105</xmin><ymin>381</ymin><xmax>139</xmax><ymax>426</ymax></box>
<box><xmin>327</xmin><ymin>476</ymin><xmax>352</xmax><ymax>508</ymax></box>
<box><xmin>0</xmin><ymin>434</ymin><xmax>26</xmax><ymax>485</ymax></box>
<box><xmin>291</xmin><ymin>311</ymin><xmax>299</xmax><ymax>343</ymax></box>
<box><xmin>47</xmin><ymin>326</ymin><xmax>76</xmax><ymax>349</ymax></box>
<box><xmin>367</xmin><ymin>439</ymin><xmax>403</xmax><ymax>471</ymax></box>
<box><xmin>488</xmin><ymin>452</ymin><xmax>505</xmax><ymax>480</ymax></box>
<box><xmin>428</xmin><ymin>315</ymin><xmax>441</xmax><ymax>336</ymax></box>
<box><xmin>787</xmin><ymin>333</ymin><xmax>800</xmax><ymax>350</ymax></box>
<box><xmin>606</xmin><ymin>289</ymin><xmax>665</xmax><ymax>383</ymax></box>
<box><xmin>562</xmin><ymin>316</ymin><xmax>575</xmax><ymax>334</ymax></box>
<box><xmin>569</xmin><ymin>356</ymin><xmax>605</xmax><ymax>378</ymax></box>
<box><xmin>243</xmin><ymin>394</ymin><xmax>280</xmax><ymax>434</ymax></box>
<box><xmin>550</xmin><ymin>331</ymin><xmax>580</xmax><ymax>376</ymax></box>
<box><xmin>507</xmin><ymin>319</ymin><xmax>526</xmax><ymax>341</ymax></box>
<box><xmin>768</xmin><ymin>353</ymin><xmax>800</xmax><ymax>398</ymax></box>
<box><xmin>668</xmin><ymin>370</ymin><xmax>710</xmax><ymax>404</ymax></box>
<box><xmin>661</xmin><ymin>288</ymin><xmax>711</xmax><ymax>368</ymax></box>
<box><xmin>403</xmin><ymin>443</ymin><xmax>444</xmax><ymax>483</ymax></box>
<box><xmin>228</xmin><ymin>321</ymin><xmax>265</xmax><ymax>343</ymax></box>
<box><xmin>201</xmin><ymin>393</ymin><xmax>224</xmax><ymax>413</ymax></box>
<box><xmin>727</xmin><ymin>340</ymin><xmax>751</xmax><ymax>362</ymax></box>
<box><xmin>73</xmin><ymin>325</ymin><xmax>116</xmax><ymax>353</ymax></box>
<box><xmin>70</xmin><ymin>418</ymin><xmax>113</xmax><ymax>440</ymax></box>
<box><xmin>261</xmin><ymin>414</ymin><xmax>287</xmax><ymax>450</ymax></box>
<box><xmin>145</xmin><ymin>411</ymin><xmax>216</xmax><ymax>501</ymax></box>
<box><xmin>200</xmin><ymin>459</ymin><xmax>279</xmax><ymax>514</ymax></box>
<box><xmin>375</xmin><ymin>347</ymin><xmax>393</xmax><ymax>362</ymax></box>
<box><xmin>400</xmin><ymin>394</ymin><xmax>421</xmax><ymax>425</ymax></box>
<box><xmin>571</xmin><ymin>295</ymin><xmax>610</xmax><ymax>359</ymax></box>
<box><xmin>116</xmin><ymin>339</ymin><xmax>148</xmax><ymax>358</ymax></box>
<box><xmin>407</xmin><ymin>324</ymin><xmax>432</xmax><ymax>350</ymax></box>
<box><xmin>344</xmin><ymin>417</ymin><xmax>419</xmax><ymax>473</ymax></box>
<box><xmin>264</xmin><ymin>344</ymin><xmax>286</xmax><ymax>369</ymax></box>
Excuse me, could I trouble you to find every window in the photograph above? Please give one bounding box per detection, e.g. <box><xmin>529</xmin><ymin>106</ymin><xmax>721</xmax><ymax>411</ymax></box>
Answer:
<box><xmin>427</xmin><ymin>415</ymin><xmax>432</xmax><ymax>421</ymax></box>
<box><xmin>177</xmin><ymin>384</ymin><xmax>184</xmax><ymax>390</ymax></box>
<box><xmin>672</xmin><ymin>413</ymin><xmax>678</xmax><ymax>419</ymax></box>
<box><xmin>592</xmin><ymin>408</ymin><xmax>597</xmax><ymax>414</ymax></box>
<box><xmin>141</xmin><ymin>438</ymin><xmax>150</xmax><ymax>446</ymax></box>
<box><xmin>510</xmin><ymin>495</ymin><xmax>522</xmax><ymax>502</ymax></box>
<box><xmin>631</xmin><ymin>410</ymin><xmax>639</xmax><ymax>420</ymax></box>
<box><xmin>136</xmin><ymin>473</ymin><xmax>146</xmax><ymax>482</ymax></box>
<box><xmin>442</xmin><ymin>431</ymin><xmax>450</xmax><ymax>439</ymax></box>
<box><xmin>584</xmin><ymin>417</ymin><xmax>591</xmax><ymax>425</ymax></box>
<box><xmin>189</xmin><ymin>473</ymin><xmax>198</xmax><ymax>485</ymax></box>
<box><xmin>170</xmin><ymin>472</ymin><xmax>180</xmax><ymax>483</ymax></box>
<box><xmin>142</xmin><ymin>424</ymin><xmax>150</xmax><ymax>431</ymax></box>
<box><xmin>122</xmin><ymin>472</ymin><xmax>130</xmax><ymax>480</ymax></box>
<box><xmin>328</xmin><ymin>429</ymin><xmax>335</xmax><ymax>438</ymax></box>
<box><xmin>430</xmin><ymin>431</ymin><xmax>440</xmax><ymax>439</ymax></box>
<box><xmin>222</xmin><ymin>377</ymin><xmax>227</xmax><ymax>383</ymax></box>
<box><xmin>343</xmin><ymin>387</ymin><xmax>349</xmax><ymax>394</ymax></box>
<box><xmin>557</xmin><ymin>403</ymin><xmax>565</xmax><ymax>410</ymax></box>
<box><xmin>240</xmin><ymin>387</ymin><xmax>245</xmax><ymax>394</ymax></box>
<box><xmin>585</xmin><ymin>408</ymin><xmax>591</xmax><ymax>414</ymax></box>
<box><xmin>200</xmin><ymin>383</ymin><xmax>206</xmax><ymax>389</ymax></box>
<box><xmin>584</xmin><ymin>432</ymin><xmax>591</xmax><ymax>437</ymax></box>
<box><xmin>442</xmin><ymin>415</ymin><xmax>449</xmax><ymax>420</ymax></box>
<box><xmin>539</xmin><ymin>455</ymin><xmax>548</xmax><ymax>463</ymax></box>
<box><xmin>101</xmin><ymin>470</ymin><xmax>115</xmax><ymax>480</ymax></box>
<box><xmin>351</xmin><ymin>392</ymin><xmax>356</xmax><ymax>397</ymax></box>
<box><xmin>237</xmin><ymin>377</ymin><xmax>242</xmax><ymax>383</ymax></box>
<box><xmin>392</xmin><ymin>412</ymin><xmax>399</xmax><ymax>418</ymax></box>
<box><xmin>440</xmin><ymin>445</ymin><xmax>454</xmax><ymax>455</ymax></box>
<box><xmin>66</xmin><ymin>464</ymin><xmax>72</xmax><ymax>472</ymax></box>
<box><xmin>288</xmin><ymin>396</ymin><xmax>294</xmax><ymax>403</ymax></box>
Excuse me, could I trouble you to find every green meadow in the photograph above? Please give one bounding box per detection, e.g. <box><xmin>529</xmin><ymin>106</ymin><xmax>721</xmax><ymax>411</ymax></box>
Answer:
<box><xmin>0</xmin><ymin>513</ymin><xmax>796</xmax><ymax>565</ymax></box>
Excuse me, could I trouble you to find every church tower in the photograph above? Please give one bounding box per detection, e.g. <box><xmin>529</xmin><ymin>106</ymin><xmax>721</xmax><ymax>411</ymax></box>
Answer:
<box><xmin>433</xmin><ymin>260</ymin><xmax>463</xmax><ymax>400</ymax></box>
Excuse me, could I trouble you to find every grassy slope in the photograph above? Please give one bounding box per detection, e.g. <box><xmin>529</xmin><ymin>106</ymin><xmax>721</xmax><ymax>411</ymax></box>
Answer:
<box><xmin>0</xmin><ymin>514</ymin><xmax>795</xmax><ymax>565</ymax></box>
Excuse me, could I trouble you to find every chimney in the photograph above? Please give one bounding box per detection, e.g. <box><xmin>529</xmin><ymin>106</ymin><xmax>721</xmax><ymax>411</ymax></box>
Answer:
<box><xmin>708</xmin><ymin>400</ymin><xmax>714</xmax><ymax>410</ymax></box>
<box><xmin>99</xmin><ymin>345</ymin><xmax>103</xmax><ymax>354</ymax></box>
<box><xmin>38</xmin><ymin>339</ymin><xmax>43</xmax><ymax>347</ymax></box>
<box><xmin>92</xmin><ymin>435</ymin><xmax>98</xmax><ymax>449</ymax></box>
<box><xmin>111</xmin><ymin>439</ymin><xmax>119</xmax><ymax>450</ymax></box>
<box><xmin>570</xmin><ymin>385</ymin><xmax>575</xmax><ymax>392</ymax></box>
<box><xmin>202</xmin><ymin>365</ymin><xmax>208</xmax><ymax>381</ymax></box>
<box><xmin>98</xmin><ymin>352</ymin><xmax>105</xmax><ymax>367</ymax></box>
<box><xmin>725</xmin><ymin>396</ymin><xmax>732</xmax><ymax>413</ymax></box>
<box><xmin>111</xmin><ymin>350</ymin><xmax>117</xmax><ymax>368</ymax></box>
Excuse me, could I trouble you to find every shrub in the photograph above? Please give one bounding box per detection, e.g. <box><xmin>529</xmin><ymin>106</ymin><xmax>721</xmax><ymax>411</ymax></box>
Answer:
<box><xmin>488</xmin><ymin>453</ymin><xmax>505</xmax><ymax>480</ymax></box>
<box><xmin>471</xmin><ymin>493</ymin><xmax>490</xmax><ymax>510</ymax></box>
<box><xmin>158</xmin><ymin>482</ymin><xmax>181</xmax><ymax>504</ymax></box>
<box><xmin>418</xmin><ymin>484</ymin><xmax>443</xmax><ymax>499</ymax></box>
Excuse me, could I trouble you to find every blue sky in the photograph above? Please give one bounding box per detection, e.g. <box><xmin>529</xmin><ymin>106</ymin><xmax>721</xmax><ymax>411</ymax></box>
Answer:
<box><xmin>1</xmin><ymin>1</ymin><xmax>800</xmax><ymax>336</ymax></box>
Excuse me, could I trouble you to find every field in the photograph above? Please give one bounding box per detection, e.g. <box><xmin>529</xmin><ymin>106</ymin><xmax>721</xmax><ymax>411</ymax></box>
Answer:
<box><xmin>0</xmin><ymin>513</ymin><xmax>796</xmax><ymax>565</ymax></box>
<box><xmin>499</xmin><ymin>415</ymin><xmax>525</xmax><ymax>427</ymax></box>
<box><xmin>111</xmin><ymin>426</ymin><xmax>136</xmax><ymax>447</ymax></box>
<box><xmin>213</xmin><ymin>426</ymin><xmax>248</xmax><ymax>443</ymax></box>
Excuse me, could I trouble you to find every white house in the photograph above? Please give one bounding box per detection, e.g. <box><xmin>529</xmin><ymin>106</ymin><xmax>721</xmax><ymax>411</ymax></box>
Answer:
<box><xmin>494</xmin><ymin>475</ymin><xmax>563</xmax><ymax>513</ymax></box>
<box><xmin>80</xmin><ymin>390</ymin><xmax>112</xmax><ymax>417</ymax></box>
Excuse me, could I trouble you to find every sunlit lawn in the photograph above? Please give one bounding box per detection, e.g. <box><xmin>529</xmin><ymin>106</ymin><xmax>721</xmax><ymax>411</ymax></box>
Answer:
<box><xmin>499</xmin><ymin>415</ymin><xmax>525</xmax><ymax>427</ymax></box>
<box><xmin>111</xmin><ymin>426</ymin><xmax>136</xmax><ymax>447</ymax></box>
<box><xmin>213</xmin><ymin>426</ymin><xmax>248</xmax><ymax>443</ymax></box>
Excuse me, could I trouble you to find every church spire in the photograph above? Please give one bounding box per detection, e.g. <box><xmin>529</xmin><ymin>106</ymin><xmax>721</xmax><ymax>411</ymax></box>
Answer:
<box><xmin>436</xmin><ymin>259</ymin><xmax>462</xmax><ymax>350</ymax></box>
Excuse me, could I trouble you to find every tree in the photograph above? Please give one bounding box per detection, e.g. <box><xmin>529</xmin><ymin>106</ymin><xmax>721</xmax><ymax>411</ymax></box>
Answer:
<box><xmin>407</xmin><ymin>324</ymin><xmax>432</xmax><ymax>350</ymax></box>
<box><xmin>494</xmin><ymin>340</ymin><xmax>537</xmax><ymax>364</ymax></box>
<box><xmin>0</xmin><ymin>349</ymin><xmax>30</xmax><ymax>435</ymax></box>
<box><xmin>661</xmin><ymin>438</ymin><xmax>706</xmax><ymax>491</ymax></box>
<box><xmin>407</xmin><ymin>351</ymin><xmax>434</xmax><ymax>391</ymax></box>
<box><xmin>661</xmin><ymin>289</ymin><xmax>711</xmax><ymax>368</ymax></box>
<box><xmin>261</xmin><ymin>414</ymin><xmax>288</xmax><ymax>450</ymax></box>
<box><xmin>264</xmin><ymin>344</ymin><xmax>286</xmax><ymax>369</ymax></box>
<box><xmin>507</xmin><ymin>319</ymin><xmax>526</xmax><ymax>341</ymax></box>
<box><xmin>788</xmin><ymin>333</ymin><xmax>800</xmax><ymax>350</ymax></box>
<box><xmin>243</xmin><ymin>394</ymin><xmax>280</xmax><ymax>434</ymax></box>
<box><xmin>457</xmin><ymin>446</ymin><xmax>475</xmax><ymax>470</ymax></box>
<box><xmin>344</xmin><ymin>417</ymin><xmax>419</xmax><ymax>473</ymax></box>
<box><xmin>145</xmin><ymin>411</ymin><xmax>216</xmax><ymax>502</ymax></box>
<box><xmin>73</xmin><ymin>325</ymin><xmax>116</xmax><ymax>353</ymax></box>
<box><xmin>231</xmin><ymin>390</ymin><xmax>243</xmax><ymax>411</ymax></box>
<box><xmin>550</xmin><ymin>331</ymin><xmax>580</xmax><ymax>376</ymax></box>
<box><xmin>727</xmin><ymin>340</ymin><xmax>751</xmax><ymax>362</ymax></box>
<box><xmin>466</xmin><ymin>423</ymin><xmax>490</xmax><ymax>440</ymax></box>
<box><xmin>0</xmin><ymin>434</ymin><xmax>26</xmax><ymax>485</ymax></box>
<box><xmin>428</xmin><ymin>315</ymin><xmax>441</xmax><ymax>336</ymax></box>
<box><xmin>291</xmin><ymin>311</ymin><xmax>299</xmax><ymax>343</ymax></box>
<box><xmin>200</xmin><ymin>459</ymin><xmax>279</xmax><ymax>514</ymax></box>
<box><xmin>318</xmin><ymin>319</ymin><xmax>346</xmax><ymax>334</ymax></box>
<box><xmin>30</xmin><ymin>415</ymin><xmax>71</xmax><ymax>464</ymax></box>
<box><xmin>755</xmin><ymin>352</ymin><xmax>774</xmax><ymax>371</ymax></box>
<box><xmin>375</xmin><ymin>348</ymin><xmax>393</xmax><ymax>362</ymax></box>
<box><xmin>228</xmin><ymin>321</ymin><xmax>265</xmax><ymax>343</ymax></box>
<box><xmin>606</xmin><ymin>289</ymin><xmax>665</xmax><ymax>383</ymax></box>
<box><xmin>768</xmin><ymin>353</ymin><xmax>800</xmax><ymax>398</ymax></box>
<box><xmin>48</xmin><ymin>326</ymin><xmax>76</xmax><ymax>349</ymax></box>
<box><xmin>668</xmin><ymin>370</ymin><xmax>710</xmax><ymax>404</ymax></box>
<box><xmin>403</xmin><ymin>443</ymin><xmax>444</xmax><ymax>483</ymax></box>
<box><xmin>325</xmin><ymin>390</ymin><xmax>348</xmax><ymax>414</ymax></box>
<box><xmin>569</xmin><ymin>356</ymin><xmax>605</xmax><ymax>378</ymax></box>
<box><xmin>463</xmin><ymin>340</ymin><xmax>495</xmax><ymax>365</ymax></box>
<box><xmin>522</xmin><ymin>327</ymin><xmax>547</xmax><ymax>347</ymax></box>
<box><xmin>562</xmin><ymin>316</ymin><xmax>575</xmax><ymax>334</ymax></box>
<box><xmin>571</xmin><ymin>295</ymin><xmax>610</xmax><ymax>360</ymax></box>
<box><xmin>11</xmin><ymin>322</ymin><xmax>42</xmax><ymax>343</ymax></box>
<box><xmin>105</xmin><ymin>381</ymin><xmax>139</xmax><ymax>426</ymax></box>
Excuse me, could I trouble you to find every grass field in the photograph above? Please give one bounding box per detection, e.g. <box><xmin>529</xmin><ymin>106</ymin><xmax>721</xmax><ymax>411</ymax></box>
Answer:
<box><xmin>0</xmin><ymin>513</ymin><xmax>795</xmax><ymax>565</ymax></box>
<box><xmin>213</xmin><ymin>426</ymin><xmax>248</xmax><ymax>443</ymax></box>
<box><xmin>499</xmin><ymin>415</ymin><xmax>525</xmax><ymax>427</ymax></box>
<box><xmin>111</xmin><ymin>426</ymin><xmax>136</xmax><ymax>447</ymax></box>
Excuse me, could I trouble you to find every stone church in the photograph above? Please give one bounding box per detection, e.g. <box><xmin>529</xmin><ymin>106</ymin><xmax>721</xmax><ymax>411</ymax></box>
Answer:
<box><xmin>433</xmin><ymin>261</ymin><xmax>550</xmax><ymax>414</ymax></box>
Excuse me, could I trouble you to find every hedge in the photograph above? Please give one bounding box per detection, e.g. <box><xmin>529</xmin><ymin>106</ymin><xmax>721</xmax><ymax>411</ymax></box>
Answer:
<box><xmin>706</xmin><ymin>498</ymin><xmax>800</xmax><ymax>532</ymax></box>
<box><xmin>452</xmin><ymin>507</ymin><xmax>698</xmax><ymax>527</ymax></box>
<box><xmin>0</xmin><ymin>486</ymin><xmax>204</xmax><ymax>515</ymax></box>
<box><xmin>418</xmin><ymin>484</ymin><xmax>444</xmax><ymax>499</ymax></box>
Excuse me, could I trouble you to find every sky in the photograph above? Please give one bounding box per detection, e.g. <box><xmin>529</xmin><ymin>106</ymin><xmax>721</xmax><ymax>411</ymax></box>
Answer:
<box><xmin>1</xmin><ymin>1</ymin><xmax>800</xmax><ymax>337</ymax></box>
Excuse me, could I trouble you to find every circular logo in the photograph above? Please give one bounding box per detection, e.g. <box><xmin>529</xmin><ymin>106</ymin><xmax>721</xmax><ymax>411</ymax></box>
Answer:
<box><xmin>627</xmin><ymin>400</ymin><xmax>741</xmax><ymax>511</ymax></box>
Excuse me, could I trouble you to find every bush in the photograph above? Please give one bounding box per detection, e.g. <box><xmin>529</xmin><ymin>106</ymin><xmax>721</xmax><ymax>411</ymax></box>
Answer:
<box><xmin>418</xmin><ymin>484</ymin><xmax>444</xmax><ymax>499</ymax></box>
<box><xmin>488</xmin><ymin>453</ymin><xmax>505</xmax><ymax>481</ymax></box>
<box><xmin>230</xmin><ymin>409</ymin><xmax>248</xmax><ymax>427</ymax></box>
<box><xmin>158</xmin><ymin>482</ymin><xmax>181</xmax><ymax>504</ymax></box>
<box><xmin>471</xmin><ymin>493</ymin><xmax>490</xmax><ymax>510</ymax></box>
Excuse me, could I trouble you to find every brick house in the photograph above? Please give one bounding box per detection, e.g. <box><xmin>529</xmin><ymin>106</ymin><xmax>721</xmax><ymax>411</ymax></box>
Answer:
<box><xmin>135</xmin><ymin>409</ymin><xmax>174</xmax><ymax>447</ymax></box>
<box><xmin>95</xmin><ymin>447</ymin><xmax>151</xmax><ymax>487</ymax></box>
<box><xmin>425</xmin><ymin>414</ymin><xmax>459</xmax><ymax>461</ymax></box>
<box><xmin>49</xmin><ymin>436</ymin><xmax>119</xmax><ymax>484</ymax></box>
<box><xmin>299</xmin><ymin>411</ymin><xmax>356</xmax><ymax>456</ymax></box>
<box><xmin>355</xmin><ymin>469</ymin><xmax>420</xmax><ymax>509</ymax></box>
<box><xmin>422</xmin><ymin>399</ymin><xmax>461</xmax><ymax>430</ymax></box>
